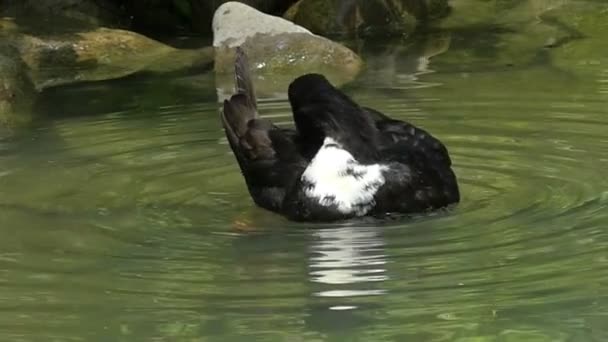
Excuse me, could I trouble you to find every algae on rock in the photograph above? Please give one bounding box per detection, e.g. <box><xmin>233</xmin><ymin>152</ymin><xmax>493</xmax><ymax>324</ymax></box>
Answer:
<box><xmin>13</xmin><ymin>28</ymin><xmax>213</xmax><ymax>89</ymax></box>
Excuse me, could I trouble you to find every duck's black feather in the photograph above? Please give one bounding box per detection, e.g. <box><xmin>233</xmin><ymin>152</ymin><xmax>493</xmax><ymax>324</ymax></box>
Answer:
<box><xmin>221</xmin><ymin>50</ymin><xmax>306</xmax><ymax>212</ymax></box>
<box><xmin>220</xmin><ymin>48</ymin><xmax>460</xmax><ymax>221</ymax></box>
<box><xmin>363</xmin><ymin>106</ymin><xmax>460</xmax><ymax>208</ymax></box>
<box><xmin>365</xmin><ymin>106</ymin><xmax>452</xmax><ymax>167</ymax></box>
<box><xmin>288</xmin><ymin>74</ymin><xmax>380</xmax><ymax>163</ymax></box>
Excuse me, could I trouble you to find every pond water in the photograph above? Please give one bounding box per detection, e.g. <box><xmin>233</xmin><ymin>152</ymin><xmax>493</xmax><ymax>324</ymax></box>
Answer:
<box><xmin>2</xmin><ymin>13</ymin><xmax>608</xmax><ymax>342</ymax></box>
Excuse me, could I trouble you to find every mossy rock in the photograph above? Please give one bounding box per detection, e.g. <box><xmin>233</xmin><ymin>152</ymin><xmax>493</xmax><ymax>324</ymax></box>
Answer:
<box><xmin>11</xmin><ymin>28</ymin><xmax>213</xmax><ymax>89</ymax></box>
<box><xmin>284</xmin><ymin>0</ymin><xmax>449</xmax><ymax>37</ymax></box>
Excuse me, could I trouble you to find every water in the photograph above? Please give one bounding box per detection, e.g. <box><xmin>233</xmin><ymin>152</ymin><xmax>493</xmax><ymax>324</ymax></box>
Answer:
<box><xmin>2</xmin><ymin>14</ymin><xmax>608</xmax><ymax>342</ymax></box>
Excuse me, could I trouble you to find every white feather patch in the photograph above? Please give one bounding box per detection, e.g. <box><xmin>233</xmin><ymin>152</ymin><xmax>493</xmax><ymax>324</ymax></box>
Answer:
<box><xmin>301</xmin><ymin>138</ymin><xmax>388</xmax><ymax>215</ymax></box>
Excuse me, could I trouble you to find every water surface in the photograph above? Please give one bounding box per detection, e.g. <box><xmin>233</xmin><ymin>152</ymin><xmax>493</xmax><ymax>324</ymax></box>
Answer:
<box><xmin>1</xmin><ymin>12</ymin><xmax>608</xmax><ymax>342</ymax></box>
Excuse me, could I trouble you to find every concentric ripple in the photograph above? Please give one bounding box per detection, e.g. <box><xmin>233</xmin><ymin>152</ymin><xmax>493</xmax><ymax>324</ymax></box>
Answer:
<box><xmin>1</xmin><ymin>54</ymin><xmax>608</xmax><ymax>341</ymax></box>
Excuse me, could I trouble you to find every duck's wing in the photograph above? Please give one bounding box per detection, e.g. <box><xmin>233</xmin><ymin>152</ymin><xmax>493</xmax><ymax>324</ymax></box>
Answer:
<box><xmin>221</xmin><ymin>48</ymin><xmax>306</xmax><ymax>211</ymax></box>
<box><xmin>361</xmin><ymin>107</ymin><xmax>459</xmax><ymax>210</ymax></box>
<box><xmin>363</xmin><ymin>106</ymin><xmax>452</xmax><ymax>167</ymax></box>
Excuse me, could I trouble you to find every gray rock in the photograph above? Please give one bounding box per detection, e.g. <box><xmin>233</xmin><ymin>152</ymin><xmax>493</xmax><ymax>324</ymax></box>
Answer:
<box><xmin>213</xmin><ymin>1</ymin><xmax>311</xmax><ymax>48</ymax></box>
<box><xmin>212</xmin><ymin>1</ymin><xmax>363</xmax><ymax>98</ymax></box>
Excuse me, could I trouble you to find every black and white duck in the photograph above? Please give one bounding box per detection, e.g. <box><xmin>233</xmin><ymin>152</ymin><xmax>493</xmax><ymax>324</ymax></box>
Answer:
<box><xmin>221</xmin><ymin>48</ymin><xmax>459</xmax><ymax>222</ymax></box>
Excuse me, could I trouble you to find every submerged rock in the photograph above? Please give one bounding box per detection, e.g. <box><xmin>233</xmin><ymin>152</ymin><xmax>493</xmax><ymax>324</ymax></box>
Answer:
<box><xmin>213</xmin><ymin>1</ymin><xmax>363</xmax><ymax>98</ymax></box>
<box><xmin>0</xmin><ymin>43</ymin><xmax>36</xmax><ymax>128</ymax></box>
<box><xmin>544</xmin><ymin>2</ymin><xmax>608</xmax><ymax>75</ymax></box>
<box><xmin>284</xmin><ymin>0</ymin><xmax>450</xmax><ymax>37</ymax></box>
<box><xmin>434</xmin><ymin>0</ymin><xmax>583</xmax><ymax>71</ymax></box>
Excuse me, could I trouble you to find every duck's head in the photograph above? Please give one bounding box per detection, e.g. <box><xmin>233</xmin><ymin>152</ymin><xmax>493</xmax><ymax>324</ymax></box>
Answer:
<box><xmin>288</xmin><ymin>74</ymin><xmax>334</xmax><ymax>110</ymax></box>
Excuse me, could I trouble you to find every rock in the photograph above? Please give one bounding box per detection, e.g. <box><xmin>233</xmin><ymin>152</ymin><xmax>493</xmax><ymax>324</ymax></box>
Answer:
<box><xmin>212</xmin><ymin>1</ymin><xmax>363</xmax><ymax>98</ymax></box>
<box><xmin>0</xmin><ymin>43</ymin><xmax>36</xmax><ymax>129</ymax></box>
<box><xmin>189</xmin><ymin>0</ymin><xmax>299</xmax><ymax>34</ymax></box>
<box><xmin>1</xmin><ymin>19</ymin><xmax>215</xmax><ymax>128</ymax></box>
<box><xmin>213</xmin><ymin>2</ymin><xmax>311</xmax><ymax>48</ymax></box>
<box><xmin>11</xmin><ymin>28</ymin><xmax>213</xmax><ymax>89</ymax></box>
<box><xmin>284</xmin><ymin>0</ymin><xmax>450</xmax><ymax>37</ymax></box>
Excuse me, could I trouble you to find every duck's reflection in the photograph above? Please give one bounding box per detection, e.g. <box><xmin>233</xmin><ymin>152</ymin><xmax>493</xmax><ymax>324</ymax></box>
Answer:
<box><xmin>308</xmin><ymin>225</ymin><xmax>388</xmax><ymax>305</ymax></box>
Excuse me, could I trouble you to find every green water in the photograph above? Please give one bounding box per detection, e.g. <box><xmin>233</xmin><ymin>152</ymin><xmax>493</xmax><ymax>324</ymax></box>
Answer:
<box><xmin>2</xmin><ymin>10</ymin><xmax>608</xmax><ymax>342</ymax></box>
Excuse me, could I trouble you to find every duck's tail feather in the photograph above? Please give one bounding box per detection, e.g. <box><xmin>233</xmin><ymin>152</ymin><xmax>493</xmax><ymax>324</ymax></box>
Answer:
<box><xmin>221</xmin><ymin>47</ymin><xmax>259</xmax><ymax>163</ymax></box>
<box><xmin>223</xmin><ymin>47</ymin><xmax>277</xmax><ymax>170</ymax></box>
<box><xmin>234</xmin><ymin>47</ymin><xmax>257</xmax><ymax>111</ymax></box>
<box><xmin>222</xmin><ymin>94</ymin><xmax>255</xmax><ymax>168</ymax></box>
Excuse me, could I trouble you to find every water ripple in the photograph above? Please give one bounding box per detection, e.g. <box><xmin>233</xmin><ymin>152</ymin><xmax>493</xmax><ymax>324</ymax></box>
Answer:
<box><xmin>1</xmin><ymin>61</ymin><xmax>608</xmax><ymax>341</ymax></box>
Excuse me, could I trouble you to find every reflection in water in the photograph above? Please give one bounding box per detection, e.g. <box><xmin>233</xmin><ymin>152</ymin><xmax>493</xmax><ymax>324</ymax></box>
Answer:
<box><xmin>309</xmin><ymin>226</ymin><xmax>388</xmax><ymax>308</ymax></box>
<box><xmin>357</xmin><ymin>33</ymin><xmax>451</xmax><ymax>90</ymax></box>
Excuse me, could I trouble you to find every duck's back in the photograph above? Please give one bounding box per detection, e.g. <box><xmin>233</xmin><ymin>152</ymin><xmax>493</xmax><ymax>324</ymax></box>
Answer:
<box><xmin>283</xmin><ymin>76</ymin><xmax>459</xmax><ymax>220</ymax></box>
<box><xmin>365</xmin><ymin>107</ymin><xmax>460</xmax><ymax>215</ymax></box>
